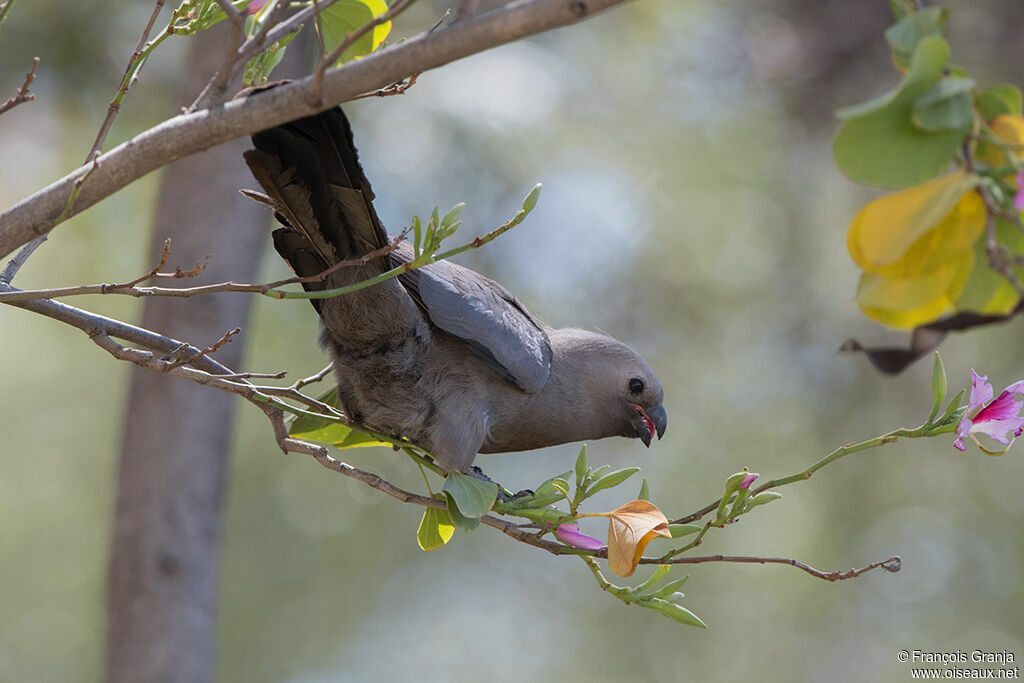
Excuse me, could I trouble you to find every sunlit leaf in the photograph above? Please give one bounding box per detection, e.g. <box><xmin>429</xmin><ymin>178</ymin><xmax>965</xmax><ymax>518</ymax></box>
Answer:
<box><xmin>847</xmin><ymin>170</ymin><xmax>982</xmax><ymax>278</ymax></box>
<box><xmin>975</xmin><ymin>115</ymin><xmax>1024</xmax><ymax>168</ymax></box>
<box><xmin>320</xmin><ymin>0</ymin><xmax>391</xmax><ymax>64</ymax></box>
<box><xmin>287</xmin><ymin>387</ymin><xmax>392</xmax><ymax>449</ymax></box>
<box><xmin>442</xmin><ymin>472</ymin><xmax>497</xmax><ymax>519</ymax></box>
<box><xmin>955</xmin><ymin>219</ymin><xmax>1024</xmax><ymax>315</ymax></box>
<box><xmin>606</xmin><ymin>500</ymin><xmax>671</xmax><ymax>578</ymax></box>
<box><xmin>857</xmin><ymin>249</ymin><xmax>975</xmax><ymax>328</ymax></box>
<box><xmin>416</xmin><ymin>505</ymin><xmax>455</xmax><ymax>551</ymax></box>
<box><xmin>834</xmin><ymin>36</ymin><xmax>969</xmax><ymax>188</ymax></box>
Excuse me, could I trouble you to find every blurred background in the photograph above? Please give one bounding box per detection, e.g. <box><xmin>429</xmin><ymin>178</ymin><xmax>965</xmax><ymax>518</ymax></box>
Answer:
<box><xmin>1</xmin><ymin>0</ymin><xmax>1023</xmax><ymax>680</ymax></box>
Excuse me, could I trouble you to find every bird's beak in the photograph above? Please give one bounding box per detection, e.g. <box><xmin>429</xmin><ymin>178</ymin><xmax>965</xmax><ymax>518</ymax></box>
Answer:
<box><xmin>632</xmin><ymin>404</ymin><xmax>668</xmax><ymax>447</ymax></box>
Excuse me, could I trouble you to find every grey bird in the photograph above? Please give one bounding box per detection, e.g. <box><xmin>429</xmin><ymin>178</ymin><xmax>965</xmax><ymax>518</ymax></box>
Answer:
<box><xmin>243</xmin><ymin>106</ymin><xmax>667</xmax><ymax>473</ymax></box>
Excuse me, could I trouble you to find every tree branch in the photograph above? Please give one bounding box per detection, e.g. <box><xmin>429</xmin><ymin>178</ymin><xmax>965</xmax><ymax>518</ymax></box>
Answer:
<box><xmin>0</xmin><ymin>0</ymin><xmax>628</xmax><ymax>260</ymax></box>
<box><xmin>0</xmin><ymin>56</ymin><xmax>39</xmax><ymax>116</ymax></box>
<box><xmin>85</xmin><ymin>0</ymin><xmax>167</xmax><ymax>161</ymax></box>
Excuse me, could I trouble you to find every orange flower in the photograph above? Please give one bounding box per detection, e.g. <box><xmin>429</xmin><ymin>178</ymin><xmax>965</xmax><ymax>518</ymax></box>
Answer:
<box><xmin>605</xmin><ymin>500</ymin><xmax>671</xmax><ymax>577</ymax></box>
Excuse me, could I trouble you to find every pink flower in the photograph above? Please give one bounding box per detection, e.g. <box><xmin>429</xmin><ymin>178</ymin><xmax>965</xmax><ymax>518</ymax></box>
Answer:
<box><xmin>554</xmin><ymin>523</ymin><xmax>603</xmax><ymax>550</ymax></box>
<box><xmin>246</xmin><ymin>0</ymin><xmax>268</xmax><ymax>15</ymax></box>
<box><xmin>953</xmin><ymin>370</ymin><xmax>1024</xmax><ymax>454</ymax></box>
<box><xmin>739</xmin><ymin>472</ymin><xmax>759</xmax><ymax>490</ymax></box>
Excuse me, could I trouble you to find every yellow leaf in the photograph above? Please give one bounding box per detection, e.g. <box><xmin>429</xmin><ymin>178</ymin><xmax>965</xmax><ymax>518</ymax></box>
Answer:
<box><xmin>956</xmin><ymin>220</ymin><xmax>1024</xmax><ymax>315</ymax></box>
<box><xmin>857</xmin><ymin>249</ymin><xmax>975</xmax><ymax>328</ymax></box>
<box><xmin>976</xmin><ymin>115</ymin><xmax>1024</xmax><ymax>167</ymax></box>
<box><xmin>847</xmin><ymin>171</ymin><xmax>983</xmax><ymax>278</ymax></box>
<box><xmin>606</xmin><ymin>500</ymin><xmax>671</xmax><ymax>578</ymax></box>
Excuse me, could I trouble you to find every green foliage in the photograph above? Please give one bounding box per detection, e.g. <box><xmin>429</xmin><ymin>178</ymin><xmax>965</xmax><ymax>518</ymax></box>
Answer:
<box><xmin>417</xmin><ymin>503</ymin><xmax>455</xmax><ymax>551</ymax></box>
<box><xmin>442</xmin><ymin>472</ymin><xmax>498</xmax><ymax>519</ymax></box>
<box><xmin>977</xmin><ymin>84</ymin><xmax>1024</xmax><ymax>120</ymax></box>
<box><xmin>287</xmin><ymin>388</ymin><xmax>392</xmax><ymax>449</ymax></box>
<box><xmin>884</xmin><ymin>6</ymin><xmax>948</xmax><ymax>70</ymax></box>
<box><xmin>834</xmin><ymin>36</ymin><xmax>967</xmax><ymax>188</ymax></box>
<box><xmin>835</xmin><ymin>4</ymin><xmax>1024</xmax><ymax>333</ymax></box>
<box><xmin>320</xmin><ymin>0</ymin><xmax>391</xmax><ymax>64</ymax></box>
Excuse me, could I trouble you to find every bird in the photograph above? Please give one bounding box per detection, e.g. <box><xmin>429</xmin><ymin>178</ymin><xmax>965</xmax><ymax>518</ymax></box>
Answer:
<box><xmin>242</xmin><ymin>104</ymin><xmax>667</xmax><ymax>473</ymax></box>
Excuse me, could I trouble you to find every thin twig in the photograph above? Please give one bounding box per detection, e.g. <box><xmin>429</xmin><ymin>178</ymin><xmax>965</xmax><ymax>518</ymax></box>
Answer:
<box><xmin>349</xmin><ymin>73</ymin><xmax>419</xmax><ymax>101</ymax></box>
<box><xmin>0</xmin><ymin>235</ymin><xmax>43</xmax><ymax>284</ymax></box>
<box><xmin>290</xmin><ymin>365</ymin><xmax>333</xmax><ymax>391</ymax></box>
<box><xmin>165</xmin><ymin>327</ymin><xmax>241</xmax><ymax>369</ymax></box>
<box><xmin>659</xmin><ymin>554</ymin><xmax>903</xmax><ymax>581</ymax></box>
<box><xmin>0</xmin><ymin>56</ymin><xmax>39</xmax><ymax>116</ymax></box>
<box><xmin>191</xmin><ymin>0</ymin><xmax>341</xmax><ymax>111</ymax></box>
<box><xmin>0</xmin><ymin>0</ymin><xmax>19</xmax><ymax>33</ymax></box>
<box><xmin>86</xmin><ymin>0</ymin><xmax>166</xmax><ymax>161</ymax></box>
<box><xmin>1</xmin><ymin>0</ymin><xmax>625</xmax><ymax>259</ymax></box>
<box><xmin>3</xmin><ymin>275</ymin><xmax>903</xmax><ymax>592</ymax></box>
<box><xmin>0</xmin><ymin>213</ymin><xmax>520</xmax><ymax>304</ymax></box>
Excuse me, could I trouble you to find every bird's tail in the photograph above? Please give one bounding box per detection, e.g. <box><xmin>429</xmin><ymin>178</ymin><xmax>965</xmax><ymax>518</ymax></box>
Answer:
<box><xmin>243</xmin><ymin>105</ymin><xmax>389</xmax><ymax>291</ymax></box>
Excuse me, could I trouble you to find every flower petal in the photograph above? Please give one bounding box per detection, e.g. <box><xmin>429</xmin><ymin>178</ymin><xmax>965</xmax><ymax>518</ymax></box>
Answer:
<box><xmin>967</xmin><ymin>369</ymin><xmax>994</xmax><ymax>416</ymax></box>
<box><xmin>554</xmin><ymin>523</ymin><xmax>603</xmax><ymax>550</ymax></box>
<box><xmin>740</xmin><ymin>473</ymin><xmax>759</xmax><ymax>490</ymax></box>
<box><xmin>972</xmin><ymin>390</ymin><xmax>1023</xmax><ymax>425</ymax></box>
<box><xmin>970</xmin><ymin>416</ymin><xmax>1024</xmax><ymax>445</ymax></box>
<box><xmin>1003</xmin><ymin>379</ymin><xmax>1024</xmax><ymax>396</ymax></box>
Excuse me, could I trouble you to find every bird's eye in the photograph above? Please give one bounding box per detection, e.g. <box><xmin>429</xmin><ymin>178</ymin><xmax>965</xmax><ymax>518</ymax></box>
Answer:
<box><xmin>628</xmin><ymin>378</ymin><xmax>644</xmax><ymax>395</ymax></box>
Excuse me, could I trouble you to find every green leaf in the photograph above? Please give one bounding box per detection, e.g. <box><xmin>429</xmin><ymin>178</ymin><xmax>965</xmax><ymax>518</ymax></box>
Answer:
<box><xmin>746</xmin><ymin>491</ymin><xmax>783</xmax><ymax>510</ymax></box>
<box><xmin>645</xmin><ymin>597</ymin><xmax>708</xmax><ymax>628</ymax></box>
<box><xmin>534</xmin><ymin>471</ymin><xmax>572</xmax><ymax>497</ymax></box>
<box><xmin>668</xmin><ymin>523</ymin><xmax>701</xmax><ymax>538</ymax></box>
<box><xmin>442</xmin><ymin>472</ymin><xmax>498</xmax><ymax>519</ymax></box>
<box><xmin>443</xmin><ymin>492</ymin><xmax>481</xmax><ymax>532</ymax></box>
<box><xmin>584</xmin><ymin>465</ymin><xmax>609</xmax><ymax>489</ymax></box>
<box><xmin>633</xmin><ymin>564</ymin><xmax>672</xmax><ymax>592</ymax></box>
<box><xmin>287</xmin><ymin>387</ymin><xmax>340</xmax><ymax>432</ymax></box>
<box><xmin>884</xmin><ymin>6</ymin><xmax>948</xmax><ymax>70</ymax></box>
<box><xmin>417</xmin><ymin>505</ymin><xmax>455</xmax><ymax>551</ymax></box>
<box><xmin>928</xmin><ymin>351</ymin><xmax>948</xmax><ymax>422</ymax></box>
<box><xmin>651</xmin><ymin>574</ymin><xmax>690</xmax><ymax>599</ymax></box>
<box><xmin>637</xmin><ymin>478</ymin><xmax>650</xmax><ymax>501</ymax></box>
<box><xmin>977</xmin><ymin>84</ymin><xmax>1024</xmax><ymax>120</ymax></box>
<box><xmin>587</xmin><ymin>467</ymin><xmax>641</xmax><ymax>496</ymax></box>
<box><xmin>834</xmin><ymin>36</ymin><xmax>969</xmax><ymax>188</ymax></box>
<box><xmin>522</xmin><ymin>183</ymin><xmax>542</xmax><ymax>214</ymax></box>
<box><xmin>911</xmin><ymin>77</ymin><xmax>975</xmax><ymax>132</ymax></box>
<box><xmin>287</xmin><ymin>388</ymin><xmax>392</xmax><ymax>449</ymax></box>
<box><xmin>320</xmin><ymin>0</ymin><xmax>391</xmax><ymax>64</ymax></box>
<box><xmin>940</xmin><ymin>387</ymin><xmax>968</xmax><ymax>423</ymax></box>
<box><xmin>412</xmin><ymin>215</ymin><xmax>422</xmax><ymax>258</ymax></box>
<box><xmin>574</xmin><ymin>445</ymin><xmax>588</xmax><ymax>489</ymax></box>
<box><xmin>440</xmin><ymin>202</ymin><xmax>465</xmax><ymax>229</ymax></box>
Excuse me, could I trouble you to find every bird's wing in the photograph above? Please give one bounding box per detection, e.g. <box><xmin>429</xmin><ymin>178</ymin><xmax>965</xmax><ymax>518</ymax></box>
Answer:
<box><xmin>394</xmin><ymin>244</ymin><xmax>552</xmax><ymax>393</ymax></box>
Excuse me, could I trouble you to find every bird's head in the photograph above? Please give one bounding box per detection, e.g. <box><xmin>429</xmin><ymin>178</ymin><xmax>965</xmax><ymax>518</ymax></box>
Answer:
<box><xmin>552</xmin><ymin>329</ymin><xmax>667</xmax><ymax>447</ymax></box>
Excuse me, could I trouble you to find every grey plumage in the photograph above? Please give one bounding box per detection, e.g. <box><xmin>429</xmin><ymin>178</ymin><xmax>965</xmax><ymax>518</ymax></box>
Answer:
<box><xmin>244</xmin><ymin>106</ymin><xmax>667</xmax><ymax>472</ymax></box>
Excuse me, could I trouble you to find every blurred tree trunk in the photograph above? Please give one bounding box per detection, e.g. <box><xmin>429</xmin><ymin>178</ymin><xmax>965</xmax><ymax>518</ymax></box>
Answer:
<box><xmin>105</xmin><ymin>24</ymin><xmax>271</xmax><ymax>683</ymax></box>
